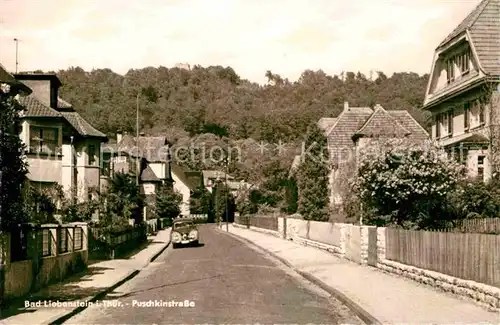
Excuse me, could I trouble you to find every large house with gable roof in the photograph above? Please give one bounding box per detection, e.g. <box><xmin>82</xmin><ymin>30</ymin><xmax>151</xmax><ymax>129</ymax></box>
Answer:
<box><xmin>103</xmin><ymin>132</ymin><xmax>203</xmax><ymax>218</ymax></box>
<box><xmin>292</xmin><ymin>102</ymin><xmax>429</xmax><ymax>216</ymax></box>
<box><xmin>13</xmin><ymin>72</ymin><xmax>108</xmax><ymax>202</ymax></box>
<box><xmin>422</xmin><ymin>0</ymin><xmax>500</xmax><ymax>182</ymax></box>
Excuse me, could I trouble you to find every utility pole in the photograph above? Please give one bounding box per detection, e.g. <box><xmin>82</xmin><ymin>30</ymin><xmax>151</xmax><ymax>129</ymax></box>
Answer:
<box><xmin>135</xmin><ymin>92</ymin><xmax>139</xmax><ymax>186</ymax></box>
<box><xmin>225</xmin><ymin>153</ymin><xmax>229</xmax><ymax>232</ymax></box>
<box><xmin>13</xmin><ymin>38</ymin><xmax>18</xmax><ymax>73</ymax></box>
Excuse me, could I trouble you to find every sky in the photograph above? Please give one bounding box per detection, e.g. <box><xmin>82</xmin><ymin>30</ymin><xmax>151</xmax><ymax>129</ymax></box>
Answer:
<box><xmin>0</xmin><ymin>0</ymin><xmax>481</xmax><ymax>84</ymax></box>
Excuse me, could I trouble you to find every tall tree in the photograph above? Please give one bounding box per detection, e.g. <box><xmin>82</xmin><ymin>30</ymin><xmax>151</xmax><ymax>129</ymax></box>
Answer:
<box><xmin>0</xmin><ymin>85</ymin><xmax>28</xmax><ymax>230</ymax></box>
<box><xmin>296</xmin><ymin>123</ymin><xmax>330</xmax><ymax>221</ymax></box>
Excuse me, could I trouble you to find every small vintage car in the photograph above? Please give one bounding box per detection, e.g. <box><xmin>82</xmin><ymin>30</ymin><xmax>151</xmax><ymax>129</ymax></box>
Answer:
<box><xmin>171</xmin><ymin>218</ymin><xmax>199</xmax><ymax>248</ymax></box>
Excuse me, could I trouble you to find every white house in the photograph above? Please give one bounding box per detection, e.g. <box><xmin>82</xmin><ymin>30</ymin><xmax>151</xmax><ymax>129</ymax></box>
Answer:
<box><xmin>14</xmin><ymin>72</ymin><xmax>108</xmax><ymax>202</ymax></box>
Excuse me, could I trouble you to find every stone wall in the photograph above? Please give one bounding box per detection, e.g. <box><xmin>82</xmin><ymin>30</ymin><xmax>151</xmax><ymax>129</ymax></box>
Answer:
<box><xmin>235</xmin><ymin>216</ymin><xmax>500</xmax><ymax>311</ymax></box>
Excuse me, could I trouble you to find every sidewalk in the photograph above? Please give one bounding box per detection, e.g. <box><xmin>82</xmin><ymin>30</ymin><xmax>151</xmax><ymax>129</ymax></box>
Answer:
<box><xmin>0</xmin><ymin>228</ymin><xmax>171</xmax><ymax>325</ymax></box>
<box><xmin>225</xmin><ymin>225</ymin><xmax>500</xmax><ymax>324</ymax></box>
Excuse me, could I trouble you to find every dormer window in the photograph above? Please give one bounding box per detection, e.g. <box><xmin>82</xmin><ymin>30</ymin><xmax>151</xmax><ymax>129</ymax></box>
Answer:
<box><xmin>458</xmin><ymin>49</ymin><xmax>471</xmax><ymax>76</ymax></box>
<box><xmin>446</xmin><ymin>58</ymin><xmax>455</xmax><ymax>84</ymax></box>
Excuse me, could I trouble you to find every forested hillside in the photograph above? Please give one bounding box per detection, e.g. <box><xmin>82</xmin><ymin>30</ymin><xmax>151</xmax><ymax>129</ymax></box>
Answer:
<box><xmin>53</xmin><ymin>65</ymin><xmax>430</xmax><ymax>183</ymax></box>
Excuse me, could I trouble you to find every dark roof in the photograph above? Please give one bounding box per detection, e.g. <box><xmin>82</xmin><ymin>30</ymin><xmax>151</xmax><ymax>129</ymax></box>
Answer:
<box><xmin>117</xmin><ymin>135</ymin><xmax>169</xmax><ymax>161</ymax></box>
<box><xmin>326</xmin><ymin>107</ymin><xmax>373</xmax><ymax>160</ymax></box>
<box><xmin>354</xmin><ymin>106</ymin><xmax>410</xmax><ymax>140</ymax></box>
<box><xmin>141</xmin><ymin>165</ymin><xmax>161</xmax><ymax>182</ymax></box>
<box><xmin>60</xmin><ymin>111</ymin><xmax>107</xmax><ymax>139</ymax></box>
<box><xmin>438</xmin><ymin>0</ymin><xmax>500</xmax><ymax>75</ymax></box>
<box><xmin>171</xmin><ymin>163</ymin><xmax>202</xmax><ymax>190</ymax></box>
<box><xmin>0</xmin><ymin>63</ymin><xmax>32</xmax><ymax>95</ymax></box>
<box><xmin>17</xmin><ymin>95</ymin><xmax>62</xmax><ymax>117</ymax></box>
<box><xmin>326</xmin><ymin>105</ymin><xmax>429</xmax><ymax>161</ymax></box>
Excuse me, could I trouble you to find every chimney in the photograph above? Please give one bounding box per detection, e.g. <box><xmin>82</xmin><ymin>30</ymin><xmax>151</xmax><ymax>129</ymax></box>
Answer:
<box><xmin>116</xmin><ymin>130</ymin><xmax>123</xmax><ymax>143</ymax></box>
<box><xmin>344</xmin><ymin>101</ymin><xmax>349</xmax><ymax>111</ymax></box>
<box><xmin>13</xmin><ymin>73</ymin><xmax>61</xmax><ymax>108</ymax></box>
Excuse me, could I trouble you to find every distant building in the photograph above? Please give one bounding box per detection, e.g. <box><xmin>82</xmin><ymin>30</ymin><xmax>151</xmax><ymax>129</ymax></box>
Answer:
<box><xmin>174</xmin><ymin>63</ymin><xmax>191</xmax><ymax>70</ymax></box>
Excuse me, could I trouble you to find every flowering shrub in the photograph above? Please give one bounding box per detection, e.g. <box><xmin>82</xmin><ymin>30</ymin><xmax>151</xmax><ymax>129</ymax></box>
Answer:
<box><xmin>355</xmin><ymin>138</ymin><xmax>465</xmax><ymax>229</ymax></box>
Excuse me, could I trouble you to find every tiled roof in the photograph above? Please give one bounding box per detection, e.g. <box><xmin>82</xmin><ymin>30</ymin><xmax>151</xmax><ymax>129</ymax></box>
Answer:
<box><xmin>18</xmin><ymin>95</ymin><xmax>62</xmax><ymax>117</ymax></box>
<box><xmin>141</xmin><ymin>165</ymin><xmax>161</xmax><ymax>182</ymax></box>
<box><xmin>438</xmin><ymin>0</ymin><xmax>500</xmax><ymax>75</ymax></box>
<box><xmin>388</xmin><ymin>111</ymin><xmax>429</xmax><ymax>141</ymax></box>
<box><xmin>60</xmin><ymin>111</ymin><xmax>107</xmax><ymax>139</ymax></box>
<box><xmin>326</xmin><ymin>107</ymin><xmax>373</xmax><ymax>161</ymax></box>
<box><xmin>118</xmin><ymin>135</ymin><xmax>169</xmax><ymax>162</ymax></box>
<box><xmin>354</xmin><ymin>106</ymin><xmax>411</xmax><ymax>139</ymax></box>
<box><xmin>57</xmin><ymin>97</ymin><xmax>72</xmax><ymax>109</ymax></box>
<box><xmin>317</xmin><ymin>118</ymin><xmax>337</xmax><ymax>134</ymax></box>
<box><xmin>325</xmin><ymin>105</ymin><xmax>429</xmax><ymax>163</ymax></box>
<box><xmin>172</xmin><ymin>163</ymin><xmax>202</xmax><ymax>190</ymax></box>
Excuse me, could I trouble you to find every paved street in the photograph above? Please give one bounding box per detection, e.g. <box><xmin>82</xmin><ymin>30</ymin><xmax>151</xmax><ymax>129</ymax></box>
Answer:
<box><xmin>64</xmin><ymin>225</ymin><xmax>362</xmax><ymax>324</ymax></box>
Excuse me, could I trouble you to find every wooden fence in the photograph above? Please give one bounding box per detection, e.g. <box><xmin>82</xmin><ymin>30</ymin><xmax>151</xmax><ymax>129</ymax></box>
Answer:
<box><xmin>235</xmin><ymin>215</ymin><xmax>278</xmax><ymax>231</ymax></box>
<box><xmin>447</xmin><ymin>218</ymin><xmax>500</xmax><ymax>234</ymax></box>
<box><xmin>386</xmin><ymin>228</ymin><xmax>500</xmax><ymax>288</ymax></box>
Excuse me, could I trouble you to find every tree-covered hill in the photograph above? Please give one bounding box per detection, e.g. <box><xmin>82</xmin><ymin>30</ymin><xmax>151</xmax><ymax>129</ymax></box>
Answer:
<box><xmin>55</xmin><ymin>66</ymin><xmax>431</xmax><ymax>144</ymax></box>
<box><xmin>52</xmin><ymin>65</ymin><xmax>430</xmax><ymax>186</ymax></box>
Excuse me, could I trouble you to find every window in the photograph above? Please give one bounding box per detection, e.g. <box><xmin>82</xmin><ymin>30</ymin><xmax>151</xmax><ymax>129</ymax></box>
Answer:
<box><xmin>447</xmin><ymin>110</ymin><xmax>453</xmax><ymax>135</ymax></box>
<box><xmin>479</xmin><ymin>104</ymin><xmax>485</xmax><ymax>124</ymax></box>
<box><xmin>459</xmin><ymin>50</ymin><xmax>471</xmax><ymax>75</ymax></box>
<box><xmin>29</xmin><ymin>126</ymin><xmax>58</xmax><ymax>154</ymax></box>
<box><xmin>446</xmin><ymin>58</ymin><xmax>455</xmax><ymax>84</ymax></box>
<box><xmin>464</xmin><ymin>102</ymin><xmax>470</xmax><ymax>130</ymax></box>
<box><xmin>478</xmin><ymin>155</ymin><xmax>485</xmax><ymax>179</ymax></box>
<box><xmin>435</xmin><ymin>114</ymin><xmax>441</xmax><ymax>138</ymax></box>
<box><xmin>88</xmin><ymin>144</ymin><xmax>96</xmax><ymax>166</ymax></box>
<box><xmin>462</xmin><ymin>148</ymin><xmax>469</xmax><ymax>165</ymax></box>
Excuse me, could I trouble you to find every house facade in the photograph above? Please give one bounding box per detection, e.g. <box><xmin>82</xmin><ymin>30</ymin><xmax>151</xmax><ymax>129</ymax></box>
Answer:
<box><xmin>422</xmin><ymin>0</ymin><xmax>500</xmax><ymax>182</ymax></box>
<box><xmin>315</xmin><ymin>102</ymin><xmax>429</xmax><ymax>211</ymax></box>
<box><xmin>13</xmin><ymin>72</ymin><xmax>108</xmax><ymax>202</ymax></box>
<box><xmin>104</xmin><ymin>132</ymin><xmax>204</xmax><ymax>218</ymax></box>
<box><xmin>171</xmin><ymin>164</ymin><xmax>203</xmax><ymax>216</ymax></box>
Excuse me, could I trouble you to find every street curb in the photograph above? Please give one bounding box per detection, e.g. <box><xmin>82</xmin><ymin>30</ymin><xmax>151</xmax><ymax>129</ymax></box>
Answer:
<box><xmin>149</xmin><ymin>239</ymin><xmax>171</xmax><ymax>263</ymax></box>
<box><xmin>47</xmin><ymin>269</ymin><xmax>140</xmax><ymax>325</ymax></box>
<box><xmin>220</xmin><ymin>227</ymin><xmax>382</xmax><ymax>325</ymax></box>
<box><xmin>47</xmin><ymin>230</ymin><xmax>172</xmax><ymax>324</ymax></box>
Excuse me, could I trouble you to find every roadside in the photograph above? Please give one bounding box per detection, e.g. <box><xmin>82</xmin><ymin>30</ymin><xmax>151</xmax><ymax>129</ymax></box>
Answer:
<box><xmin>221</xmin><ymin>225</ymin><xmax>500</xmax><ymax>324</ymax></box>
<box><xmin>0</xmin><ymin>228</ymin><xmax>171</xmax><ymax>325</ymax></box>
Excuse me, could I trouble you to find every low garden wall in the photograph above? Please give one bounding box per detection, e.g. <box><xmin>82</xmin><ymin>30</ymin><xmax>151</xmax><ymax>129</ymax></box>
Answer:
<box><xmin>234</xmin><ymin>215</ymin><xmax>500</xmax><ymax>311</ymax></box>
<box><xmin>3</xmin><ymin>222</ymin><xmax>89</xmax><ymax>299</ymax></box>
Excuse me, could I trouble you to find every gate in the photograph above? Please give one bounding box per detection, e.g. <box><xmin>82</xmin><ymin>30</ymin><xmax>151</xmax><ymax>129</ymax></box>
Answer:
<box><xmin>367</xmin><ymin>227</ymin><xmax>378</xmax><ymax>266</ymax></box>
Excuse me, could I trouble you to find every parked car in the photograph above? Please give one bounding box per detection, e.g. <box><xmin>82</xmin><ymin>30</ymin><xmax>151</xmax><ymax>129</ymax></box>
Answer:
<box><xmin>171</xmin><ymin>218</ymin><xmax>199</xmax><ymax>248</ymax></box>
